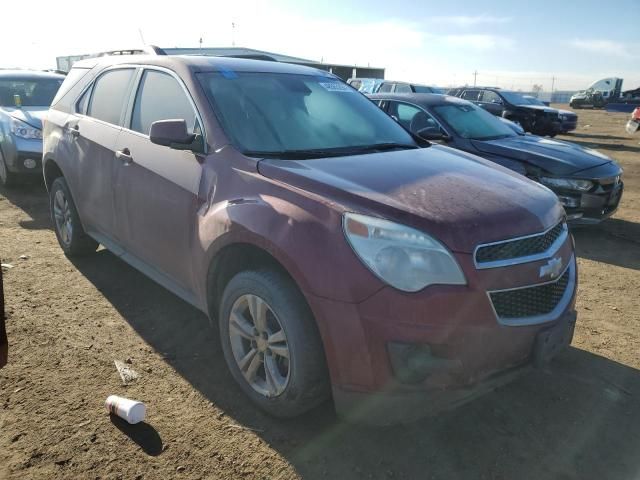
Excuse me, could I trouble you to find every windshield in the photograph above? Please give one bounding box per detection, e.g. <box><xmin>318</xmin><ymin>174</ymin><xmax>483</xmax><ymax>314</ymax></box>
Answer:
<box><xmin>499</xmin><ymin>91</ymin><xmax>530</xmax><ymax>106</ymax></box>
<box><xmin>198</xmin><ymin>72</ymin><xmax>415</xmax><ymax>155</ymax></box>
<box><xmin>434</xmin><ymin>103</ymin><xmax>517</xmax><ymax>140</ymax></box>
<box><xmin>0</xmin><ymin>77</ymin><xmax>63</xmax><ymax>107</ymax></box>
<box><xmin>524</xmin><ymin>96</ymin><xmax>545</xmax><ymax>106</ymax></box>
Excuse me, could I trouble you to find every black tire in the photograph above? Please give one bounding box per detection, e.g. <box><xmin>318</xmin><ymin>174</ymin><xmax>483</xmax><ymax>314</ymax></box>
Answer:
<box><xmin>49</xmin><ymin>177</ymin><xmax>98</xmax><ymax>256</ymax></box>
<box><xmin>0</xmin><ymin>152</ymin><xmax>17</xmax><ymax>188</ymax></box>
<box><xmin>219</xmin><ymin>269</ymin><xmax>329</xmax><ymax>417</ymax></box>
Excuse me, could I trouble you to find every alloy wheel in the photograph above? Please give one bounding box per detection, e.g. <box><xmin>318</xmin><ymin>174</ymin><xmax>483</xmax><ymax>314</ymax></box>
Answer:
<box><xmin>53</xmin><ymin>189</ymin><xmax>73</xmax><ymax>247</ymax></box>
<box><xmin>228</xmin><ymin>294</ymin><xmax>290</xmax><ymax>398</ymax></box>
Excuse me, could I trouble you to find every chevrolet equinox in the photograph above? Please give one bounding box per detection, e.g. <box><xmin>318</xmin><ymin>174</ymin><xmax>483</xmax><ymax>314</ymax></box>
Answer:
<box><xmin>43</xmin><ymin>55</ymin><xmax>577</xmax><ymax>423</ymax></box>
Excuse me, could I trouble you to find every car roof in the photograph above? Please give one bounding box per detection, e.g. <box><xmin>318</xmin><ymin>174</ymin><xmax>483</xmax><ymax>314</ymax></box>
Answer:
<box><xmin>72</xmin><ymin>54</ymin><xmax>335</xmax><ymax>77</ymax></box>
<box><xmin>368</xmin><ymin>92</ymin><xmax>471</xmax><ymax>107</ymax></box>
<box><xmin>0</xmin><ymin>70</ymin><xmax>66</xmax><ymax>80</ymax></box>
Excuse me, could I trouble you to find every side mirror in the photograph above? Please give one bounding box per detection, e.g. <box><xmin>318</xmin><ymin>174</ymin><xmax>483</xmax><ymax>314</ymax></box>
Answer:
<box><xmin>149</xmin><ymin>119</ymin><xmax>204</xmax><ymax>153</ymax></box>
<box><xmin>417</xmin><ymin>127</ymin><xmax>450</xmax><ymax>142</ymax></box>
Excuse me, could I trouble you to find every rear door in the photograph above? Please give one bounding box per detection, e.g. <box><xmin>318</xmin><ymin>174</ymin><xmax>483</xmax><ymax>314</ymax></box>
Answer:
<box><xmin>67</xmin><ymin>67</ymin><xmax>136</xmax><ymax>241</ymax></box>
<box><xmin>460</xmin><ymin>89</ymin><xmax>481</xmax><ymax>104</ymax></box>
<box><xmin>113</xmin><ymin>68</ymin><xmax>204</xmax><ymax>291</ymax></box>
<box><xmin>478</xmin><ymin>90</ymin><xmax>504</xmax><ymax>116</ymax></box>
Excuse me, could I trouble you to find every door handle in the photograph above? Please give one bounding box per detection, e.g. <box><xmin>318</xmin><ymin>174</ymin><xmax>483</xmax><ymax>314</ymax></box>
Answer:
<box><xmin>115</xmin><ymin>148</ymin><xmax>134</xmax><ymax>164</ymax></box>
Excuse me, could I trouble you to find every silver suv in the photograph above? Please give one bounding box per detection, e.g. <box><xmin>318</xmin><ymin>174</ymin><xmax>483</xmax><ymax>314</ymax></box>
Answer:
<box><xmin>0</xmin><ymin>70</ymin><xmax>64</xmax><ymax>186</ymax></box>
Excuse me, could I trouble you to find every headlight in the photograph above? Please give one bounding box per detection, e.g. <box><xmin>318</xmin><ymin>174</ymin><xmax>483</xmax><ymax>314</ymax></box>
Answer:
<box><xmin>343</xmin><ymin>213</ymin><xmax>466</xmax><ymax>292</ymax></box>
<box><xmin>539</xmin><ymin>177</ymin><xmax>593</xmax><ymax>192</ymax></box>
<box><xmin>10</xmin><ymin>118</ymin><xmax>42</xmax><ymax>140</ymax></box>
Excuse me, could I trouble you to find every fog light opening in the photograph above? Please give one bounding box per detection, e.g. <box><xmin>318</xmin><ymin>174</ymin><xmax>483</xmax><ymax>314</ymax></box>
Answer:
<box><xmin>557</xmin><ymin>195</ymin><xmax>580</xmax><ymax>208</ymax></box>
<box><xmin>387</xmin><ymin>342</ymin><xmax>461</xmax><ymax>384</ymax></box>
<box><xmin>23</xmin><ymin>158</ymin><xmax>37</xmax><ymax>169</ymax></box>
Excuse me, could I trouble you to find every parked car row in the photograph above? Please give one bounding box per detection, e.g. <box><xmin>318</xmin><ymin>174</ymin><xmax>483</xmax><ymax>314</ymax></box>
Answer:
<box><xmin>369</xmin><ymin>93</ymin><xmax>623</xmax><ymax>224</ymax></box>
<box><xmin>347</xmin><ymin>77</ymin><xmax>442</xmax><ymax>94</ymax></box>
<box><xmin>35</xmin><ymin>55</ymin><xmax>586</xmax><ymax>424</ymax></box>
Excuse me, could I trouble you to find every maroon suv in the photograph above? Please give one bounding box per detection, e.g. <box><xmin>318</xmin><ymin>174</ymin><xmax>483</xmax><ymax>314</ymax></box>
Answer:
<box><xmin>43</xmin><ymin>55</ymin><xmax>577</xmax><ymax>424</ymax></box>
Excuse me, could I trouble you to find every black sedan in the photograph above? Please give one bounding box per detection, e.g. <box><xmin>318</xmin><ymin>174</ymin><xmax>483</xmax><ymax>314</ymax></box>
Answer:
<box><xmin>369</xmin><ymin>93</ymin><xmax>623</xmax><ymax>224</ymax></box>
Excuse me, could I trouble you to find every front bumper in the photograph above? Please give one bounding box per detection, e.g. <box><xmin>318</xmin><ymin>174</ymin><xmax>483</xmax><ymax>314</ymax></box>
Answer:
<box><xmin>331</xmin><ymin>309</ymin><xmax>576</xmax><ymax>425</ymax></box>
<box><xmin>1</xmin><ymin>135</ymin><xmax>43</xmax><ymax>175</ymax></box>
<box><xmin>626</xmin><ymin>119</ymin><xmax>640</xmax><ymax>135</ymax></box>
<box><xmin>558</xmin><ymin>182</ymin><xmax>624</xmax><ymax>223</ymax></box>
<box><xmin>560</xmin><ymin>120</ymin><xmax>578</xmax><ymax>133</ymax></box>
<box><xmin>306</xmin><ymin>240</ymin><xmax>577</xmax><ymax>423</ymax></box>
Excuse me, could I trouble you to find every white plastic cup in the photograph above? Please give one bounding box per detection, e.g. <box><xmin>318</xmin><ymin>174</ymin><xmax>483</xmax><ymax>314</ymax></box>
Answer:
<box><xmin>105</xmin><ymin>395</ymin><xmax>146</xmax><ymax>424</ymax></box>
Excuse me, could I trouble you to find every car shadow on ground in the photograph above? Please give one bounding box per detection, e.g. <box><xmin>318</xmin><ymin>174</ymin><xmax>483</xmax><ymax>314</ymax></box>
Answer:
<box><xmin>563</xmin><ymin>133</ymin><xmax>631</xmax><ymax>141</ymax></box>
<box><xmin>0</xmin><ymin>182</ymin><xmax>51</xmax><ymax>230</ymax></box>
<box><xmin>561</xmin><ymin>139</ymin><xmax>640</xmax><ymax>153</ymax></box>
<box><xmin>572</xmin><ymin>218</ymin><xmax>640</xmax><ymax>270</ymax></box>
<box><xmin>69</xmin><ymin>250</ymin><xmax>640</xmax><ymax>480</ymax></box>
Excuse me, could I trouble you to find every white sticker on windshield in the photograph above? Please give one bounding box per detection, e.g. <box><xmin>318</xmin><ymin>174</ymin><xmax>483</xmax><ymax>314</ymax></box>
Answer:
<box><xmin>319</xmin><ymin>81</ymin><xmax>353</xmax><ymax>92</ymax></box>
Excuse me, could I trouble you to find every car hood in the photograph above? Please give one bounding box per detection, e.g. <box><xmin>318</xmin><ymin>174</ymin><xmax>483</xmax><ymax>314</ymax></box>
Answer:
<box><xmin>516</xmin><ymin>104</ymin><xmax>557</xmax><ymax>114</ymax></box>
<box><xmin>258</xmin><ymin>146</ymin><xmax>562</xmax><ymax>253</ymax></box>
<box><xmin>471</xmin><ymin>135</ymin><xmax>613</xmax><ymax>176</ymax></box>
<box><xmin>557</xmin><ymin>109</ymin><xmax>576</xmax><ymax>116</ymax></box>
<box><xmin>1</xmin><ymin>107</ymin><xmax>47</xmax><ymax>130</ymax></box>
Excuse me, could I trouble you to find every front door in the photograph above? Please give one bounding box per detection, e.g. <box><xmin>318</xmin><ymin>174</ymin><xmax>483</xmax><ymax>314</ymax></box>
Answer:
<box><xmin>113</xmin><ymin>68</ymin><xmax>203</xmax><ymax>291</ymax></box>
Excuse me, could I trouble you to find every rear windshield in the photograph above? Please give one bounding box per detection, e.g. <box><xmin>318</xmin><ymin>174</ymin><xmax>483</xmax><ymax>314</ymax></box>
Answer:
<box><xmin>0</xmin><ymin>77</ymin><xmax>63</xmax><ymax>107</ymax></box>
<box><xmin>197</xmin><ymin>72</ymin><xmax>414</xmax><ymax>154</ymax></box>
<box><xmin>434</xmin><ymin>103</ymin><xmax>517</xmax><ymax>140</ymax></box>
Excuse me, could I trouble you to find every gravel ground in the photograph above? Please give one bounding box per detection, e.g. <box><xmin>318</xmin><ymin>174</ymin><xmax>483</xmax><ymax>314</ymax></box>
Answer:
<box><xmin>0</xmin><ymin>107</ymin><xmax>639</xmax><ymax>480</ymax></box>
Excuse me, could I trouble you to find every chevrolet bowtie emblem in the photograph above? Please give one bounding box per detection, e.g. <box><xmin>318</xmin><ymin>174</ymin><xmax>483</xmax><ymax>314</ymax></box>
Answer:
<box><xmin>540</xmin><ymin>257</ymin><xmax>563</xmax><ymax>279</ymax></box>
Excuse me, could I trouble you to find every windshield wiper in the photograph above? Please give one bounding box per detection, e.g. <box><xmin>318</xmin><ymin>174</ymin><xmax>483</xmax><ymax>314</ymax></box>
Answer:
<box><xmin>243</xmin><ymin>149</ymin><xmax>347</xmax><ymax>159</ymax></box>
<box><xmin>244</xmin><ymin>143</ymin><xmax>419</xmax><ymax>160</ymax></box>
<box><xmin>348</xmin><ymin>142</ymin><xmax>420</xmax><ymax>153</ymax></box>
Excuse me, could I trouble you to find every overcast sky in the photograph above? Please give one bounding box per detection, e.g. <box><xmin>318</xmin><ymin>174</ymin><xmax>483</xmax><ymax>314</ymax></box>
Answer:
<box><xmin>1</xmin><ymin>0</ymin><xmax>638</xmax><ymax>91</ymax></box>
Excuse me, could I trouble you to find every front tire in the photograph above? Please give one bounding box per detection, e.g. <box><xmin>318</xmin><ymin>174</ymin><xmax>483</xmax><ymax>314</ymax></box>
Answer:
<box><xmin>49</xmin><ymin>177</ymin><xmax>98</xmax><ymax>256</ymax></box>
<box><xmin>219</xmin><ymin>269</ymin><xmax>329</xmax><ymax>417</ymax></box>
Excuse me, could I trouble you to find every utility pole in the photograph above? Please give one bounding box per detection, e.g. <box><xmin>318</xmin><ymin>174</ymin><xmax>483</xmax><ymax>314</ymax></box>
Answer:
<box><xmin>473</xmin><ymin>70</ymin><xmax>478</xmax><ymax>87</ymax></box>
<box><xmin>551</xmin><ymin>76</ymin><xmax>556</xmax><ymax>101</ymax></box>
<box><xmin>199</xmin><ymin>36</ymin><xmax>203</xmax><ymax>51</ymax></box>
<box><xmin>232</xmin><ymin>22</ymin><xmax>236</xmax><ymax>47</ymax></box>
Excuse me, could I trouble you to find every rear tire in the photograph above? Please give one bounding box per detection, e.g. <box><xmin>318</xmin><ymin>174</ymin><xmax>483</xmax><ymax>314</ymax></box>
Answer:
<box><xmin>219</xmin><ymin>269</ymin><xmax>329</xmax><ymax>418</ymax></box>
<box><xmin>0</xmin><ymin>152</ymin><xmax>17</xmax><ymax>188</ymax></box>
<box><xmin>49</xmin><ymin>177</ymin><xmax>98</xmax><ymax>256</ymax></box>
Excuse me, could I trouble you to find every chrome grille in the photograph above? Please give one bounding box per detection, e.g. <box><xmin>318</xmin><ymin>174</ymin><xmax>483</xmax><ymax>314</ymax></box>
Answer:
<box><xmin>490</xmin><ymin>268</ymin><xmax>570</xmax><ymax>320</ymax></box>
<box><xmin>475</xmin><ymin>222</ymin><xmax>566</xmax><ymax>268</ymax></box>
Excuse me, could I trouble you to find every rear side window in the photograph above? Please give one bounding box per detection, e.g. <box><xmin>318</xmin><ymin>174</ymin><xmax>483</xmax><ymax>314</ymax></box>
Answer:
<box><xmin>87</xmin><ymin>69</ymin><xmax>135</xmax><ymax>125</ymax></box>
<box><xmin>394</xmin><ymin>84</ymin><xmax>412</xmax><ymax>93</ymax></box>
<box><xmin>76</xmin><ymin>88</ymin><xmax>90</xmax><ymax>115</ymax></box>
<box><xmin>130</xmin><ymin>70</ymin><xmax>196</xmax><ymax>135</ymax></box>
<box><xmin>51</xmin><ymin>68</ymin><xmax>89</xmax><ymax>106</ymax></box>
<box><xmin>378</xmin><ymin>83</ymin><xmax>394</xmax><ymax>93</ymax></box>
<box><xmin>461</xmin><ymin>89</ymin><xmax>481</xmax><ymax>101</ymax></box>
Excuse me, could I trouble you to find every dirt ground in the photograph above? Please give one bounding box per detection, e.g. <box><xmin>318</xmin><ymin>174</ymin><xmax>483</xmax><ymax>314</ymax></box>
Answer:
<box><xmin>1</xmin><ymin>107</ymin><xmax>639</xmax><ymax>480</ymax></box>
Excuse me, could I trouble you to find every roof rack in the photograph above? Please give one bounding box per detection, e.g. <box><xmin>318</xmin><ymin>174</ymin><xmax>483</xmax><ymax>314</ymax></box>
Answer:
<box><xmin>216</xmin><ymin>54</ymin><xmax>277</xmax><ymax>62</ymax></box>
<box><xmin>96</xmin><ymin>45</ymin><xmax>166</xmax><ymax>57</ymax></box>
